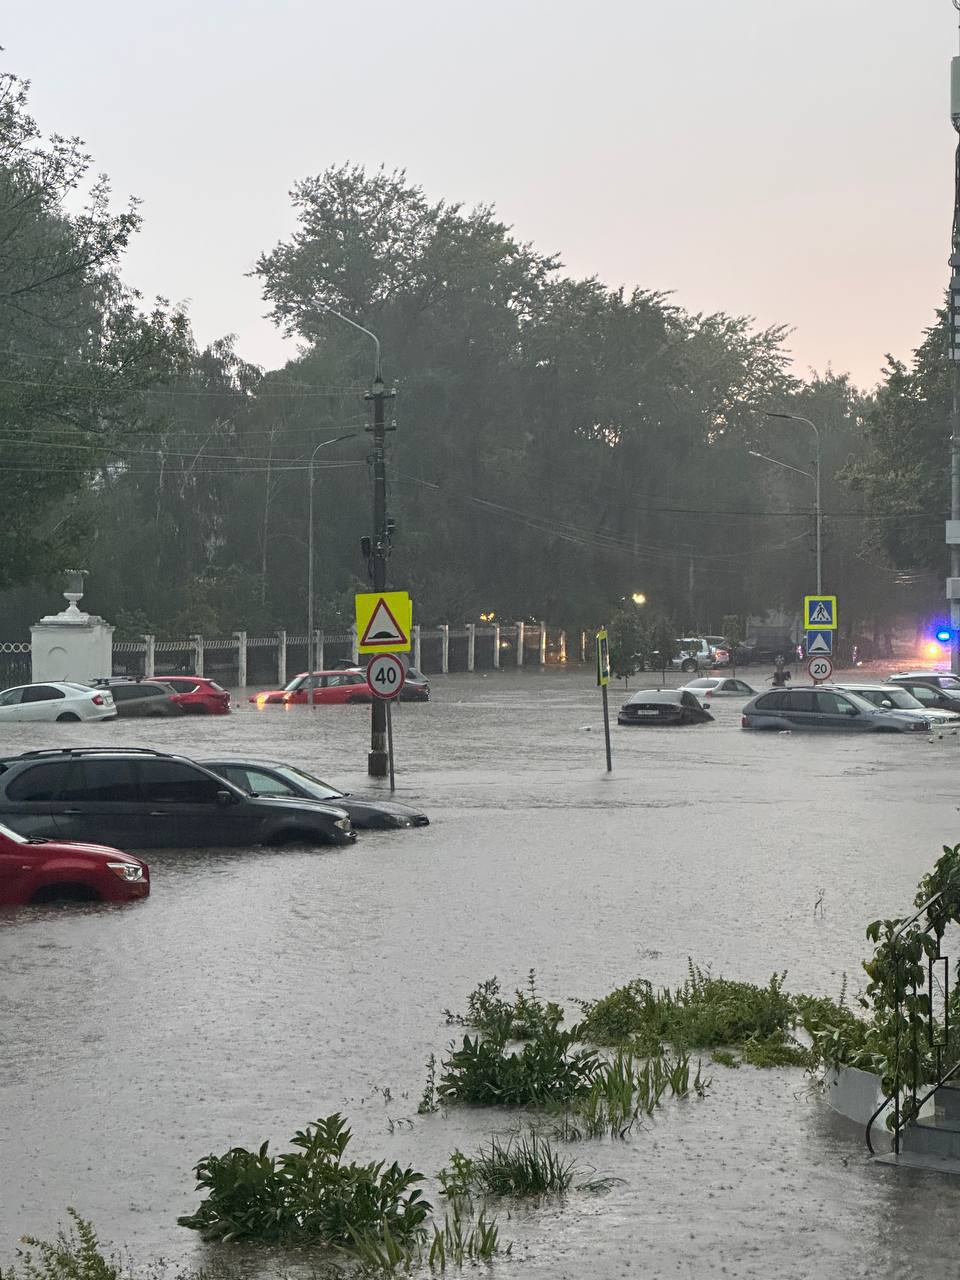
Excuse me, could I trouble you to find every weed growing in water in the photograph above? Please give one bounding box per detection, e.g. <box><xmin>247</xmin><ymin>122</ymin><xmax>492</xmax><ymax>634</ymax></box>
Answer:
<box><xmin>443</xmin><ymin>970</ymin><xmax>562</xmax><ymax>1040</ymax></box>
<box><xmin>437</xmin><ymin>1023</ymin><xmax>601</xmax><ymax>1107</ymax></box>
<box><xmin>417</xmin><ymin>1053</ymin><xmax>439</xmax><ymax>1115</ymax></box>
<box><xmin>439</xmin><ymin>1133</ymin><xmax>576</xmax><ymax>1197</ymax></box>
<box><xmin>345</xmin><ymin>1205</ymin><xmax>506</xmax><ymax>1272</ymax></box>
<box><xmin>0</xmin><ymin>1211</ymin><xmax>120</xmax><ymax>1280</ymax></box>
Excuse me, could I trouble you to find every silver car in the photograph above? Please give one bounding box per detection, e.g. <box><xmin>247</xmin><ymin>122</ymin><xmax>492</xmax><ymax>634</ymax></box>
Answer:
<box><xmin>834</xmin><ymin>683</ymin><xmax>960</xmax><ymax>726</ymax></box>
<box><xmin>741</xmin><ymin>684</ymin><xmax>931</xmax><ymax>733</ymax></box>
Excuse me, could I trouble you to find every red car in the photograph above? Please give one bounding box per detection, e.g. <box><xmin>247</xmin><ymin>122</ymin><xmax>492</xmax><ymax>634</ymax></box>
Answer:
<box><xmin>250</xmin><ymin>671</ymin><xmax>373</xmax><ymax>707</ymax></box>
<box><xmin>156</xmin><ymin>675</ymin><xmax>231</xmax><ymax>715</ymax></box>
<box><xmin>0</xmin><ymin>822</ymin><xmax>150</xmax><ymax>907</ymax></box>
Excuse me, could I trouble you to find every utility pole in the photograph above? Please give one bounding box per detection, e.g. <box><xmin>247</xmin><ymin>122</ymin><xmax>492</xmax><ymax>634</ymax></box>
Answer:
<box><xmin>949</xmin><ymin>2</ymin><xmax>960</xmax><ymax>674</ymax></box>
<box><xmin>366</xmin><ymin>374</ymin><xmax>395</xmax><ymax>777</ymax></box>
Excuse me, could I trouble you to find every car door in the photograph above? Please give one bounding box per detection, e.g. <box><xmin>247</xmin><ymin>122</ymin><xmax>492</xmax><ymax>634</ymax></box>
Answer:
<box><xmin>18</xmin><ymin>685</ymin><xmax>67</xmax><ymax>722</ymax></box>
<box><xmin>0</xmin><ymin>761</ymin><xmax>74</xmax><ymax>838</ymax></box>
<box><xmin>814</xmin><ymin>688</ymin><xmax>872</xmax><ymax>731</ymax></box>
<box><xmin>53</xmin><ymin>758</ymin><xmax>148</xmax><ymax>849</ymax></box>
<box><xmin>0</xmin><ymin>830</ymin><xmax>48</xmax><ymax>905</ymax></box>
<box><xmin>902</xmin><ymin>683</ymin><xmax>952</xmax><ymax>712</ymax></box>
<box><xmin>136</xmin><ymin>760</ymin><xmax>258</xmax><ymax>847</ymax></box>
<box><xmin>782</xmin><ymin>688</ymin><xmax>819</xmax><ymax>728</ymax></box>
<box><xmin>0</xmin><ymin>687</ymin><xmax>26</xmax><ymax>722</ymax></box>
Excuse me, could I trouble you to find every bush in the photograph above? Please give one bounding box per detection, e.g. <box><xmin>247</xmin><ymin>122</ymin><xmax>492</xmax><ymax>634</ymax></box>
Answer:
<box><xmin>438</xmin><ymin>1024</ymin><xmax>601</xmax><ymax>1107</ymax></box>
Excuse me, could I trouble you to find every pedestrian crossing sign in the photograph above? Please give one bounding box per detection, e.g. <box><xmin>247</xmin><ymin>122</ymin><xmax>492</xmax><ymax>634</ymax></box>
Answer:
<box><xmin>355</xmin><ymin>591</ymin><xmax>412</xmax><ymax>654</ymax></box>
<box><xmin>804</xmin><ymin>595</ymin><xmax>838</xmax><ymax>630</ymax></box>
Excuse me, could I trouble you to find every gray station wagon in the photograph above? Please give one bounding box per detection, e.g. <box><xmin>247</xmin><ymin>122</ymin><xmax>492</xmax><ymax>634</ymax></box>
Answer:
<box><xmin>740</xmin><ymin>685</ymin><xmax>931</xmax><ymax>733</ymax></box>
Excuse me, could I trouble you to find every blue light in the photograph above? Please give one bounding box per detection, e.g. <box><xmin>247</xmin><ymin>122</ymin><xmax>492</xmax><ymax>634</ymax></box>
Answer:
<box><xmin>936</xmin><ymin>628</ymin><xmax>953</xmax><ymax>643</ymax></box>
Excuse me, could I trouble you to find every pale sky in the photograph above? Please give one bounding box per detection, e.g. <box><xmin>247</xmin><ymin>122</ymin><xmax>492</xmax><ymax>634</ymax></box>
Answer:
<box><xmin>6</xmin><ymin>1</ymin><xmax>959</xmax><ymax>390</ymax></box>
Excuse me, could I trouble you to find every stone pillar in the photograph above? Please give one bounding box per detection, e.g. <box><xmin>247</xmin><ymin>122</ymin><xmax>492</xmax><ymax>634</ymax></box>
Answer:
<box><xmin>559</xmin><ymin>630</ymin><xmax>567</xmax><ymax>664</ymax></box>
<box><xmin>466</xmin><ymin>623</ymin><xmax>476</xmax><ymax>672</ymax></box>
<box><xmin>493</xmin><ymin>625</ymin><xmax>500</xmax><ymax>669</ymax></box>
<box><xmin>234</xmin><ymin>630</ymin><xmax>247</xmax><ymax>689</ymax></box>
<box><xmin>31</xmin><ymin>611</ymin><xmax>114</xmax><ymax>685</ymax></box>
<box><xmin>191</xmin><ymin>634</ymin><xmax>204</xmax><ymax>677</ymax></box>
<box><xmin>143</xmin><ymin>634</ymin><xmax>156</xmax><ymax>678</ymax></box>
<box><xmin>539</xmin><ymin>622</ymin><xmax>547</xmax><ymax>665</ymax></box>
<box><xmin>350</xmin><ymin>624</ymin><xmax>359</xmax><ymax>665</ymax></box>
<box><xmin>581</xmin><ymin>630</ymin><xmax>587</xmax><ymax>663</ymax></box>
<box><xmin>412</xmin><ymin>624</ymin><xmax>422</xmax><ymax>670</ymax></box>
<box><xmin>516</xmin><ymin>621</ymin><xmax>525</xmax><ymax>667</ymax></box>
<box><xmin>277</xmin><ymin>629</ymin><xmax>287</xmax><ymax>686</ymax></box>
<box><xmin>315</xmin><ymin>629</ymin><xmax>324</xmax><ymax>671</ymax></box>
<box><xmin>441</xmin><ymin>624</ymin><xmax>450</xmax><ymax>674</ymax></box>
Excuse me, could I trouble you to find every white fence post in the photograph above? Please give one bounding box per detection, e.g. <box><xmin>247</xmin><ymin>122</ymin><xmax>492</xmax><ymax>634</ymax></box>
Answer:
<box><xmin>539</xmin><ymin>622</ymin><xmax>547</xmax><ymax>665</ymax></box>
<box><xmin>516</xmin><ymin>621</ymin><xmax>525</xmax><ymax>666</ymax></box>
<box><xmin>234</xmin><ymin>630</ymin><xmax>247</xmax><ymax>689</ymax></box>
<box><xmin>315</xmin><ymin>629</ymin><xmax>324</xmax><ymax>671</ymax></box>
<box><xmin>412</xmin><ymin>624</ymin><xmax>421</xmax><ymax>670</ymax></box>
<box><xmin>191</xmin><ymin>634</ymin><xmax>204</xmax><ymax>677</ymax></box>
<box><xmin>350</xmin><ymin>624</ymin><xmax>359</xmax><ymax>665</ymax></box>
<box><xmin>441</xmin><ymin>624</ymin><xmax>450</xmax><ymax>674</ymax></box>
<box><xmin>467</xmin><ymin>623</ymin><xmax>476</xmax><ymax>672</ymax></box>
<box><xmin>493</xmin><ymin>625</ymin><xmax>500</xmax><ymax>668</ymax></box>
<box><xmin>277</xmin><ymin>629</ymin><xmax>287</xmax><ymax>685</ymax></box>
<box><xmin>559</xmin><ymin>630</ymin><xmax>567</xmax><ymax>663</ymax></box>
<box><xmin>143</xmin><ymin>634</ymin><xmax>155</xmax><ymax>678</ymax></box>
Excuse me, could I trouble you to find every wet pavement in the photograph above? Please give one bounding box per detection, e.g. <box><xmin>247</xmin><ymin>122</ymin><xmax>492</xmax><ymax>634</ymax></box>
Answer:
<box><xmin>3</xmin><ymin>667</ymin><xmax>960</xmax><ymax>1278</ymax></box>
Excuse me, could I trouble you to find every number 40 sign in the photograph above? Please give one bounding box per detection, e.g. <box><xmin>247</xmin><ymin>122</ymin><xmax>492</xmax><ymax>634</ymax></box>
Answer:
<box><xmin>366</xmin><ymin>654</ymin><xmax>407</xmax><ymax>700</ymax></box>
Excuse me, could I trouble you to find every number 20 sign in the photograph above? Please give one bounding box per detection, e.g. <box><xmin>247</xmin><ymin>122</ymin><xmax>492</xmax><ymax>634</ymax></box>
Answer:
<box><xmin>366</xmin><ymin>654</ymin><xmax>406</xmax><ymax>700</ymax></box>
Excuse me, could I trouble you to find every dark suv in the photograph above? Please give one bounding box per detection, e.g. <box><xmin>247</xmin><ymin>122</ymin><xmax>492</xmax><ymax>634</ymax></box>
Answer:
<box><xmin>93</xmin><ymin>678</ymin><xmax>183</xmax><ymax>718</ymax></box>
<box><xmin>0</xmin><ymin>748</ymin><xmax>356</xmax><ymax>849</ymax></box>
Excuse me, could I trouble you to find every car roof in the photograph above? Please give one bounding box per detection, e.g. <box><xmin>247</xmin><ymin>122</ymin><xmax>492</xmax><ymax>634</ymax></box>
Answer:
<box><xmin>626</xmin><ymin>689</ymin><xmax>685</xmax><ymax>703</ymax></box>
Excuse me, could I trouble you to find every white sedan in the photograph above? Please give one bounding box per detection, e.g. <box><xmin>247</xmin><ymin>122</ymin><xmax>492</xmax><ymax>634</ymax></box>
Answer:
<box><xmin>0</xmin><ymin>681</ymin><xmax>117</xmax><ymax>723</ymax></box>
<box><xmin>680</xmin><ymin>677</ymin><xmax>757</xmax><ymax>701</ymax></box>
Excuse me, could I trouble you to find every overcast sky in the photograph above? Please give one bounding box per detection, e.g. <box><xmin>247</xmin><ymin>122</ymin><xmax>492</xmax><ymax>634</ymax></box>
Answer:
<box><xmin>6</xmin><ymin>1</ymin><xmax>959</xmax><ymax>389</ymax></box>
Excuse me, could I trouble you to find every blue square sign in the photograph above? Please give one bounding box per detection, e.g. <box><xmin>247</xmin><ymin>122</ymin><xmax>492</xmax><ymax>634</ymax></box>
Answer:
<box><xmin>806</xmin><ymin>630</ymin><xmax>833</xmax><ymax>656</ymax></box>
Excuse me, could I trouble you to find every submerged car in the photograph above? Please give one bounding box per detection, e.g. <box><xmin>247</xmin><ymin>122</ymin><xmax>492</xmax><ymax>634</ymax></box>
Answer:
<box><xmin>0</xmin><ymin>682</ymin><xmax>116</xmax><ymax>724</ymax></box>
<box><xmin>200</xmin><ymin>759</ymin><xmax>429</xmax><ymax>829</ymax></box>
<box><xmin>155</xmin><ymin>675</ymin><xmax>231</xmax><ymax>715</ymax></box>
<box><xmin>251</xmin><ymin>671</ymin><xmax>372</xmax><ymax>707</ymax></box>
<box><xmin>886</xmin><ymin>675</ymin><xmax>960</xmax><ymax>714</ymax></box>
<box><xmin>680</xmin><ymin>677</ymin><xmax>757</xmax><ymax>699</ymax></box>
<box><xmin>741</xmin><ymin>685</ymin><xmax>931</xmax><ymax>733</ymax></box>
<box><xmin>93</xmin><ymin>678</ymin><xmax>183</xmax><ymax>718</ymax></box>
<box><xmin>834</xmin><ymin>683</ymin><xmax>960</xmax><ymax>726</ymax></box>
<box><xmin>617</xmin><ymin>689</ymin><xmax>714</xmax><ymax>726</ymax></box>
<box><xmin>0</xmin><ymin>748</ymin><xmax>356</xmax><ymax>849</ymax></box>
<box><xmin>0</xmin><ymin>820</ymin><xmax>149</xmax><ymax>906</ymax></box>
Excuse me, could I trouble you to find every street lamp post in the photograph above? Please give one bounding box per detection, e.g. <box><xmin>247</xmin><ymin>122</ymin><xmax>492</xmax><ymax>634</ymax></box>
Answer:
<box><xmin>764</xmin><ymin>411</ymin><xmax>822</xmax><ymax>594</ymax></box>
<box><xmin>306</xmin><ymin>433</ymin><xmax>362</xmax><ymax>709</ymax></box>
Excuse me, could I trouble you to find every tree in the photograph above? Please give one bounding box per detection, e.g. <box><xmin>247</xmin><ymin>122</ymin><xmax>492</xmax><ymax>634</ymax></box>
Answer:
<box><xmin>607</xmin><ymin>605</ymin><xmax>643</xmax><ymax>685</ymax></box>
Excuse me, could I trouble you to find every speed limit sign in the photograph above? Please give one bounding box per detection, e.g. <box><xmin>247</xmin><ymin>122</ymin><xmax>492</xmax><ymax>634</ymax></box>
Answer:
<box><xmin>366</xmin><ymin>653</ymin><xmax>406</xmax><ymax>700</ymax></box>
<box><xmin>807</xmin><ymin>656</ymin><xmax>833</xmax><ymax>684</ymax></box>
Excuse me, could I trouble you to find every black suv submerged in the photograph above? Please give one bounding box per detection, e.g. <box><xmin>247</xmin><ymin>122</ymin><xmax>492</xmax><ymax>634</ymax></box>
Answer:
<box><xmin>0</xmin><ymin>748</ymin><xmax>356</xmax><ymax>849</ymax></box>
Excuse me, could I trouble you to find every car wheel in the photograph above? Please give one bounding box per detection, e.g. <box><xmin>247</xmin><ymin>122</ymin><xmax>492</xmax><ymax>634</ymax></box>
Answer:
<box><xmin>56</xmin><ymin>712</ymin><xmax>80</xmax><ymax>722</ymax></box>
<box><xmin>681</xmin><ymin>659</ymin><xmax>697</xmax><ymax>673</ymax></box>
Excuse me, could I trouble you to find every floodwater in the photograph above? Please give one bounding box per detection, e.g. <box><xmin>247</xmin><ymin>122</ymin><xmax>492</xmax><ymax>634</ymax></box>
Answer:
<box><xmin>3</xmin><ymin>667</ymin><xmax>960</xmax><ymax>1279</ymax></box>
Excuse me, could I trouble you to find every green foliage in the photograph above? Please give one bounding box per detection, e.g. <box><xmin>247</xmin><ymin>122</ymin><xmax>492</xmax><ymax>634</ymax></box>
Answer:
<box><xmin>0</xmin><ymin>1211</ymin><xmax>118</xmax><ymax>1280</ymax></box>
<box><xmin>177</xmin><ymin>1113</ymin><xmax>430</xmax><ymax>1246</ymax></box>
<box><xmin>443</xmin><ymin>972</ymin><xmax>562</xmax><ymax>1041</ymax></box>
<box><xmin>553</xmin><ymin>1049</ymin><xmax>709</xmax><ymax>1140</ymax></box>
<box><xmin>607</xmin><ymin>606</ymin><xmax>643</xmax><ymax>682</ymax></box>
<box><xmin>344</xmin><ymin>1205</ymin><xmax>505</xmax><ymax>1274</ymax></box>
<box><xmin>437</xmin><ymin>1024</ymin><xmax>601</xmax><ymax>1107</ymax></box>
<box><xmin>439</xmin><ymin>1133</ymin><xmax>576</xmax><ymax>1197</ymax></box>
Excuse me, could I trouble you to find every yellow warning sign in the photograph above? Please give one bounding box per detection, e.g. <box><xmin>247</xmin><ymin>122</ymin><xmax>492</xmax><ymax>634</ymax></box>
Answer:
<box><xmin>355</xmin><ymin>591</ymin><xmax>412</xmax><ymax>654</ymax></box>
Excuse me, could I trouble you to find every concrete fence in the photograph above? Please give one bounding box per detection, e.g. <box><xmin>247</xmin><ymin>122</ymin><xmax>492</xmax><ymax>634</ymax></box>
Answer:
<box><xmin>105</xmin><ymin>621</ymin><xmax>570</xmax><ymax>684</ymax></box>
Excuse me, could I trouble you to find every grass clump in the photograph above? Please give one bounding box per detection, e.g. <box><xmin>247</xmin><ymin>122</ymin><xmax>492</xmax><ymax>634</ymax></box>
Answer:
<box><xmin>177</xmin><ymin>1113</ymin><xmax>430</xmax><ymax>1247</ymax></box>
<box><xmin>345</xmin><ymin>1205</ymin><xmax>506</xmax><ymax>1273</ymax></box>
<box><xmin>553</xmin><ymin>1049</ymin><xmax>710</xmax><ymax>1140</ymax></box>
<box><xmin>439</xmin><ymin>1133</ymin><xmax>576</xmax><ymax>1197</ymax></box>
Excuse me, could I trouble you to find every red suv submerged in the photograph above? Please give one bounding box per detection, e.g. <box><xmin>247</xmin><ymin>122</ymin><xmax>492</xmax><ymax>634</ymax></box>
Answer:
<box><xmin>251</xmin><ymin>671</ymin><xmax>373</xmax><ymax>707</ymax></box>
<box><xmin>156</xmin><ymin>676</ymin><xmax>231</xmax><ymax>715</ymax></box>
<box><xmin>0</xmin><ymin>821</ymin><xmax>150</xmax><ymax>906</ymax></box>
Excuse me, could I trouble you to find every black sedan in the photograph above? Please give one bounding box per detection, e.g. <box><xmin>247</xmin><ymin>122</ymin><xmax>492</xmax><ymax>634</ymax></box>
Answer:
<box><xmin>200</xmin><ymin>758</ymin><xmax>429</xmax><ymax>830</ymax></box>
<box><xmin>617</xmin><ymin>689</ymin><xmax>714</xmax><ymax>726</ymax></box>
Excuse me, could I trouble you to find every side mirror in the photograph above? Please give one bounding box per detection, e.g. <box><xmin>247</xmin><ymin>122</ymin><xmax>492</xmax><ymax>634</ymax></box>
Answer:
<box><xmin>216</xmin><ymin>789</ymin><xmax>236</xmax><ymax>807</ymax></box>
<box><xmin>881</xmin><ymin>699</ymin><xmax>893</xmax><ymax>709</ymax></box>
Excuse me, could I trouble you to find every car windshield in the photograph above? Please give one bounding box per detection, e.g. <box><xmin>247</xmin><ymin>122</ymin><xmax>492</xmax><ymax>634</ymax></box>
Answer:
<box><xmin>277</xmin><ymin>764</ymin><xmax>345</xmax><ymax>801</ymax></box>
<box><xmin>0</xmin><ymin>821</ymin><xmax>26</xmax><ymax>844</ymax></box>
<box><xmin>284</xmin><ymin>675</ymin><xmax>307</xmax><ymax>691</ymax></box>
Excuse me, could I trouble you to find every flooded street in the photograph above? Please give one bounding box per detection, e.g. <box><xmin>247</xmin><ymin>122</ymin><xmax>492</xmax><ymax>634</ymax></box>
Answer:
<box><xmin>3</xmin><ymin>667</ymin><xmax>960</xmax><ymax>1279</ymax></box>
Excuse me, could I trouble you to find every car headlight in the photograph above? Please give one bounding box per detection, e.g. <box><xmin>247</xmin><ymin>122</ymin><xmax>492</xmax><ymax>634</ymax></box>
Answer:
<box><xmin>107</xmin><ymin>861</ymin><xmax>145</xmax><ymax>882</ymax></box>
<box><xmin>335</xmin><ymin>817</ymin><xmax>352</xmax><ymax>832</ymax></box>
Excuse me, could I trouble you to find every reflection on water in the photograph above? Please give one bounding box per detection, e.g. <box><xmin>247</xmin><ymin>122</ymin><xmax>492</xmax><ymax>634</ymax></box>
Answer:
<box><xmin>2</xmin><ymin>669</ymin><xmax>960</xmax><ymax>1278</ymax></box>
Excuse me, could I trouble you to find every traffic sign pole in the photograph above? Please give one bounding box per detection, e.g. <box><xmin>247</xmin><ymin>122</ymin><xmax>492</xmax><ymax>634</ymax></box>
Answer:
<box><xmin>385</xmin><ymin>699</ymin><xmax>396</xmax><ymax>792</ymax></box>
<box><xmin>597</xmin><ymin>629</ymin><xmax>612</xmax><ymax>772</ymax></box>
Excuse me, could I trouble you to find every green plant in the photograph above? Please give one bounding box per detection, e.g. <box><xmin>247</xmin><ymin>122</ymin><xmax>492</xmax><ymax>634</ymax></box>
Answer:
<box><xmin>438</xmin><ymin>1023</ymin><xmax>600</xmax><ymax>1107</ymax></box>
<box><xmin>439</xmin><ymin>1133</ymin><xmax>575</xmax><ymax>1197</ymax></box>
<box><xmin>177</xmin><ymin>1113</ymin><xmax>430</xmax><ymax>1246</ymax></box>
<box><xmin>0</xmin><ymin>1212</ymin><xmax>119</xmax><ymax>1280</ymax></box>
<box><xmin>443</xmin><ymin>971</ymin><xmax>562</xmax><ymax>1041</ymax></box>
<box><xmin>345</xmin><ymin>1205</ymin><xmax>506</xmax><ymax>1273</ymax></box>
<box><xmin>418</xmin><ymin>1053</ymin><xmax>439</xmax><ymax>1115</ymax></box>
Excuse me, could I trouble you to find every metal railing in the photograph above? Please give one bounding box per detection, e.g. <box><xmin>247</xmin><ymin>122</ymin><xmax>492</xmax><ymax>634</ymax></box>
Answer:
<box><xmin>865</xmin><ymin>891</ymin><xmax>959</xmax><ymax>1154</ymax></box>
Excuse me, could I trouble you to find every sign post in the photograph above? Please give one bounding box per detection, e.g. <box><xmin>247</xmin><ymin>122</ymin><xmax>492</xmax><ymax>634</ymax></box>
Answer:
<box><xmin>366</xmin><ymin>653</ymin><xmax>405</xmax><ymax>792</ymax></box>
<box><xmin>597</xmin><ymin>629</ymin><xmax>612</xmax><ymax>772</ymax></box>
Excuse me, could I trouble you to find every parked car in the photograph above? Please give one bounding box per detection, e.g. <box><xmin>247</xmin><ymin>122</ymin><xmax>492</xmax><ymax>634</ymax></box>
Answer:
<box><xmin>155</xmin><ymin>675</ymin><xmax>230</xmax><ymax>715</ymax></box>
<box><xmin>885</xmin><ymin>676</ymin><xmax>960</xmax><ymax>714</ymax></box>
<box><xmin>251</xmin><ymin>671</ymin><xmax>372</xmax><ymax>707</ymax></box>
<box><xmin>0</xmin><ymin>748</ymin><xmax>357</xmax><ymax>849</ymax></box>
<box><xmin>680</xmin><ymin>677</ymin><xmax>757</xmax><ymax>699</ymax></box>
<box><xmin>330</xmin><ymin>662</ymin><xmax>430</xmax><ymax>702</ymax></box>
<box><xmin>0</xmin><ymin>820</ymin><xmax>149</xmax><ymax>906</ymax></box>
<box><xmin>834</xmin><ymin>683</ymin><xmax>960</xmax><ymax>725</ymax></box>
<box><xmin>0</xmin><ymin>682</ymin><xmax>116</xmax><ymax>724</ymax></box>
<box><xmin>741</xmin><ymin>685</ymin><xmax>931</xmax><ymax>733</ymax></box>
<box><xmin>702</xmin><ymin>636</ymin><xmax>731</xmax><ymax>667</ymax></box>
<box><xmin>93</xmin><ymin>678</ymin><xmax>183</xmax><ymax>718</ymax></box>
<box><xmin>890</xmin><ymin>671</ymin><xmax>960</xmax><ymax>691</ymax></box>
<box><xmin>200</xmin><ymin>758</ymin><xmax>429</xmax><ymax>829</ymax></box>
<box><xmin>618</xmin><ymin>689</ymin><xmax>714</xmax><ymax>726</ymax></box>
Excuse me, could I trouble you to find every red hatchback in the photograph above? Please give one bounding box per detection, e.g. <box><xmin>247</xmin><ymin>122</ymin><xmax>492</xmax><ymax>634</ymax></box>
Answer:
<box><xmin>0</xmin><ymin>822</ymin><xmax>150</xmax><ymax>907</ymax></box>
<box><xmin>251</xmin><ymin>671</ymin><xmax>373</xmax><ymax>707</ymax></box>
<box><xmin>156</xmin><ymin>675</ymin><xmax>231</xmax><ymax>715</ymax></box>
